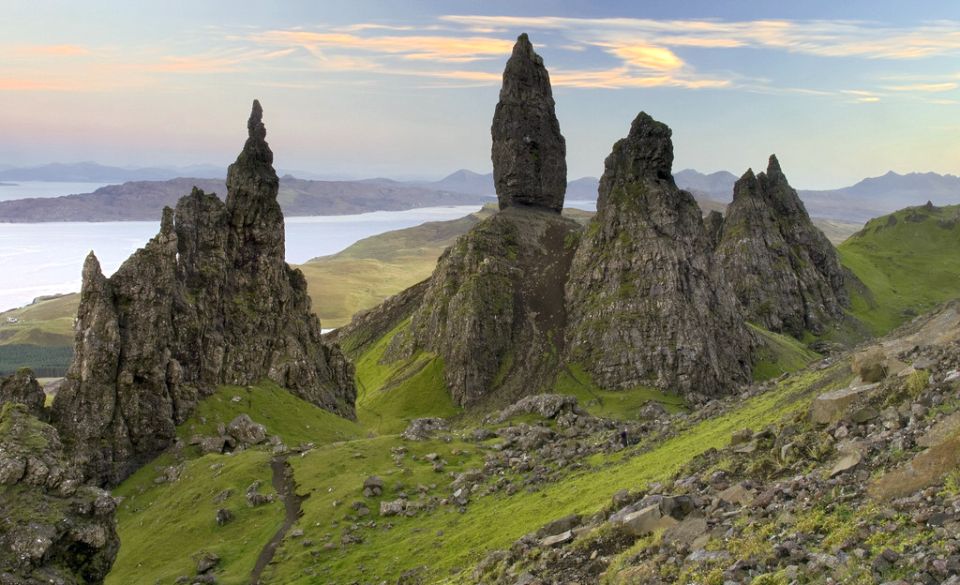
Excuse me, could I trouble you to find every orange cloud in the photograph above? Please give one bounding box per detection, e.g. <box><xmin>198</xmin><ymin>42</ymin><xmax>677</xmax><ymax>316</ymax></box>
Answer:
<box><xmin>251</xmin><ymin>30</ymin><xmax>513</xmax><ymax>63</ymax></box>
<box><xmin>604</xmin><ymin>44</ymin><xmax>684</xmax><ymax>71</ymax></box>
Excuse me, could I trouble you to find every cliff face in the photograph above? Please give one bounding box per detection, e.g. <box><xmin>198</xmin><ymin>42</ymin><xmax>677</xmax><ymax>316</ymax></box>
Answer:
<box><xmin>564</xmin><ymin>113</ymin><xmax>754</xmax><ymax>398</ymax></box>
<box><xmin>715</xmin><ymin>156</ymin><xmax>848</xmax><ymax>336</ymax></box>
<box><xmin>51</xmin><ymin>102</ymin><xmax>356</xmax><ymax>486</ymax></box>
<box><xmin>389</xmin><ymin>207</ymin><xmax>580</xmax><ymax>406</ymax></box>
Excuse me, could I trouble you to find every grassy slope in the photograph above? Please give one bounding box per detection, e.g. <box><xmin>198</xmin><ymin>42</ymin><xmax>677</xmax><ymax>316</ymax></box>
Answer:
<box><xmin>263</xmin><ymin>363</ymin><xmax>851</xmax><ymax>584</ymax></box>
<box><xmin>839</xmin><ymin>204</ymin><xmax>960</xmax><ymax>335</ymax></box>
<box><xmin>352</xmin><ymin>319</ymin><xmax>461</xmax><ymax>434</ymax></box>
<box><xmin>0</xmin><ymin>293</ymin><xmax>77</xmax><ymax>348</ymax></box>
<box><xmin>749</xmin><ymin>324</ymin><xmax>821</xmax><ymax>381</ymax></box>
<box><xmin>298</xmin><ymin>209</ymin><xmax>491</xmax><ymax>329</ymax></box>
<box><xmin>108</xmin><ymin>382</ymin><xmax>365</xmax><ymax>585</ymax></box>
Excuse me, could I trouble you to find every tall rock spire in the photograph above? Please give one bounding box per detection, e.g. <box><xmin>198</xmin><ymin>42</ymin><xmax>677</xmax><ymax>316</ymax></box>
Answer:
<box><xmin>565</xmin><ymin>112</ymin><xmax>754</xmax><ymax>398</ymax></box>
<box><xmin>491</xmin><ymin>33</ymin><xmax>566</xmax><ymax>213</ymax></box>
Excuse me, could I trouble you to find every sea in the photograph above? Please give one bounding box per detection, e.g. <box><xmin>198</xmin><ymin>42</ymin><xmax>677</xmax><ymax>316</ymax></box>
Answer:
<box><xmin>0</xmin><ymin>182</ymin><xmax>597</xmax><ymax>313</ymax></box>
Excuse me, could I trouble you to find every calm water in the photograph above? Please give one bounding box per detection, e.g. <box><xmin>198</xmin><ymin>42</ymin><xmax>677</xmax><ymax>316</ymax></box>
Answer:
<box><xmin>0</xmin><ymin>181</ymin><xmax>112</xmax><ymax>201</ymax></box>
<box><xmin>0</xmin><ymin>205</ymin><xmax>484</xmax><ymax>312</ymax></box>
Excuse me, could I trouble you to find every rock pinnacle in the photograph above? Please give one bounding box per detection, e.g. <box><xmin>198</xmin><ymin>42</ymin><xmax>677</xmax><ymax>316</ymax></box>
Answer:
<box><xmin>491</xmin><ymin>33</ymin><xmax>566</xmax><ymax>213</ymax></box>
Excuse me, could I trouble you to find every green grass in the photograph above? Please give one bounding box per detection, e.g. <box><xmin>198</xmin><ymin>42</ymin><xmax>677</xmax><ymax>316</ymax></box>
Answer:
<box><xmin>261</xmin><ymin>363</ymin><xmax>852</xmax><ymax>585</ymax></box>
<box><xmin>553</xmin><ymin>363</ymin><xmax>686</xmax><ymax>418</ymax></box>
<box><xmin>109</xmin><ymin>380</ymin><xmax>367</xmax><ymax>585</ymax></box>
<box><xmin>839</xmin><ymin>204</ymin><xmax>960</xmax><ymax>335</ymax></box>
<box><xmin>749</xmin><ymin>324</ymin><xmax>821</xmax><ymax>381</ymax></box>
<box><xmin>109</xmin><ymin>450</ymin><xmax>281</xmax><ymax>585</ymax></box>
<box><xmin>177</xmin><ymin>381</ymin><xmax>365</xmax><ymax>448</ymax></box>
<box><xmin>0</xmin><ymin>293</ymin><xmax>77</xmax><ymax>347</ymax></box>
<box><xmin>353</xmin><ymin>319</ymin><xmax>461</xmax><ymax>434</ymax></box>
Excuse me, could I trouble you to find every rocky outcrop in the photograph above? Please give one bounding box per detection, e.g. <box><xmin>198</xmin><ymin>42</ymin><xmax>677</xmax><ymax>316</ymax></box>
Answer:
<box><xmin>0</xmin><ymin>393</ymin><xmax>119</xmax><ymax>585</ymax></box>
<box><xmin>491</xmin><ymin>34</ymin><xmax>566</xmax><ymax>213</ymax></box>
<box><xmin>564</xmin><ymin>112</ymin><xmax>753</xmax><ymax>398</ymax></box>
<box><xmin>389</xmin><ymin>207</ymin><xmax>580</xmax><ymax>406</ymax></box>
<box><xmin>383</xmin><ymin>35</ymin><xmax>579</xmax><ymax>407</ymax></box>
<box><xmin>715</xmin><ymin>156</ymin><xmax>848</xmax><ymax>336</ymax></box>
<box><xmin>52</xmin><ymin>101</ymin><xmax>355</xmax><ymax>486</ymax></box>
<box><xmin>0</xmin><ymin>368</ymin><xmax>45</xmax><ymax>417</ymax></box>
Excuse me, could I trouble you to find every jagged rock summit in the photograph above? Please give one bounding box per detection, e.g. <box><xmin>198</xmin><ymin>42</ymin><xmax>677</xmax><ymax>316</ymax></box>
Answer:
<box><xmin>565</xmin><ymin>112</ymin><xmax>754</xmax><ymax>397</ymax></box>
<box><xmin>715</xmin><ymin>155</ymin><xmax>849</xmax><ymax>336</ymax></box>
<box><xmin>492</xmin><ymin>33</ymin><xmax>567</xmax><ymax>213</ymax></box>
<box><xmin>51</xmin><ymin>101</ymin><xmax>356</xmax><ymax>486</ymax></box>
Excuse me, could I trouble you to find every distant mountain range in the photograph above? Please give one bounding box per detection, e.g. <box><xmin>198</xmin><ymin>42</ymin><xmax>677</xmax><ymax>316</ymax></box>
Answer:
<box><xmin>0</xmin><ymin>162</ymin><xmax>957</xmax><ymax>223</ymax></box>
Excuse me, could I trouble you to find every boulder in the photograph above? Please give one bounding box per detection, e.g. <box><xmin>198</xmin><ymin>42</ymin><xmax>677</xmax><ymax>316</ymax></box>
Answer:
<box><xmin>380</xmin><ymin>499</ymin><xmax>406</xmax><ymax>517</ymax></box>
<box><xmin>617</xmin><ymin>503</ymin><xmax>678</xmax><ymax>537</ymax></box>
<box><xmin>363</xmin><ymin>475</ymin><xmax>384</xmax><ymax>497</ymax></box>
<box><xmin>810</xmin><ymin>383</ymin><xmax>878</xmax><ymax>424</ymax></box>
<box><xmin>0</xmin><ymin>369</ymin><xmax>45</xmax><ymax>417</ymax></box>
<box><xmin>226</xmin><ymin>414</ymin><xmax>266</xmax><ymax>446</ymax></box>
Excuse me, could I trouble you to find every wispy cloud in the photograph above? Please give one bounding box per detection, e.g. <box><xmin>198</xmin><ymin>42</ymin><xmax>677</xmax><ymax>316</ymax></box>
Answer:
<box><xmin>439</xmin><ymin>15</ymin><xmax>960</xmax><ymax>61</ymax></box>
<box><xmin>885</xmin><ymin>82</ymin><xmax>958</xmax><ymax>92</ymax></box>
<box><xmin>249</xmin><ymin>30</ymin><xmax>513</xmax><ymax>63</ymax></box>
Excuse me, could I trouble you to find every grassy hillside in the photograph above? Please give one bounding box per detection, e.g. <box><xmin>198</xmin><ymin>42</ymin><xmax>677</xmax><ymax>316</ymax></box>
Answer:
<box><xmin>107</xmin><ymin>382</ymin><xmax>365</xmax><ymax>585</ymax></box>
<box><xmin>839</xmin><ymin>203</ymin><xmax>960</xmax><ymax>335</ymax></box>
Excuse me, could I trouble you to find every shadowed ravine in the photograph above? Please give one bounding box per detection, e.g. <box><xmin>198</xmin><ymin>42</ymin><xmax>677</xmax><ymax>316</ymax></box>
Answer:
<box><xmin>251</xmin><ymin>456</ymin><xmax>306</xmax><ymax>585</ymax></box>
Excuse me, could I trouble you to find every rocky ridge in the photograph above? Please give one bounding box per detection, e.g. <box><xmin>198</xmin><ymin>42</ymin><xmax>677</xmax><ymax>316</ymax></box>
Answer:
<box><xmin>51</xmin><ymin>101</ymin><xmax>356</xmax><ymax>486</ymax></box>
<box><xmin>564</xmin><ymin>112</ymin><xmax>754</xmax><ymax>397</ymax></box>
<box><xmin>715</xmin><ymin>156</ymin><xmax>849</xmax><ymax>337</ymax></box>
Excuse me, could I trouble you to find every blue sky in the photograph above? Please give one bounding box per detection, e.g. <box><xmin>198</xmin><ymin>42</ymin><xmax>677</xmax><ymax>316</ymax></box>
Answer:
<box><xmin>3</xmin><ymin>1</ymin><xmax>960</xmax><ymax>188</ymax></box>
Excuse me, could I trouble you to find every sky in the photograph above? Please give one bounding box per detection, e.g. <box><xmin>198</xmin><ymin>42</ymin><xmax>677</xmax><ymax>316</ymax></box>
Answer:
<box><xmin>3</xmin><ymin>0</ymin><xmax>960</xmax><ymax>188</ymax></box>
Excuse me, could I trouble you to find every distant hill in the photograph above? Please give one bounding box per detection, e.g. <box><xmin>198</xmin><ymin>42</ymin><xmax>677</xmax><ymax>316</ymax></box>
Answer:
<box><xmin>0</xmin><ymin>162</ymin><xmax>226</xmax><ymax>182</ymax></box>
<box><xmin>0</xmin><ymin>176</ymin><xmax>493</xmax><ymax>222</ymax></box>
<box><xmin>674</xmin><ymin>168</ymin><xmax>738</xmax><ymax>200</ymax></box>
<box><xmin>800</xmin><ymin>171</ymin><xmax>960</xmax><ymax>222</ymax></box>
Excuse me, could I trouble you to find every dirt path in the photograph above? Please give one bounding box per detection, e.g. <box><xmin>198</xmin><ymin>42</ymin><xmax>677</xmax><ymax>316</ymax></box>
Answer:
<box><xmin>250</xmin><ymin>455</ymin><xmax>306</xmax><ymax>585</ymax></box>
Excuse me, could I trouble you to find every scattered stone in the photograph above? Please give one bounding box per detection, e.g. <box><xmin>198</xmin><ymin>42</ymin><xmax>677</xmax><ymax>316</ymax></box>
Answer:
<box><xmin>196</xmin><ymin>551</ymin><xmax>219</xmax><ymax>574</ymax></box>
<box><xmin>402</xmin><ymin>418</ymin><xmax>449</xmax><ymax>441</ymax></box>
<box><xmin>363</xmin><ymin>476</ymin><xmax>384</xmax><ymax>497</ymax></box>
<box><xmin>215</xmin><ymin>508</ymin><xmax>233</xmax><ymax>526</ymax></box>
